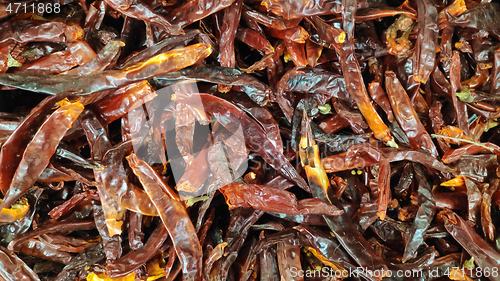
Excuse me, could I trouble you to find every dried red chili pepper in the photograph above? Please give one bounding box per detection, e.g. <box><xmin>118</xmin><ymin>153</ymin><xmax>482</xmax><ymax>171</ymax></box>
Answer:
<box><xmin>0</xmin><ymin>43</ymin><xmax>212</xmax><ymax>95</ymax></box>
<box><xmin>340</xmin><ymin>0</ymin><xmax>395</xmax><ymax>145</ymax></box>
<box><xmin>385</xmin><ymin>71</ymin><xmax>438</xmax><ymax>156</ymax></box>
<box><xmin>443</xmin><ymin>209</ymin><xmax>500</xmax><ymax>272</ymax></box>
<box><xmin>126</xmin><ymin>153</ymin><xmax>202</xmax><ymax>281</ymax></box>
<box><xmin>220</xmin><ymin>183</ymin><xmax>343</xmax><ymax>216</ymax></box>
<box><xmin>413</xmin><ymin>0</ymin><xmax>438</xmax><ymax>84</ymax></box>
<box><xmin>0</xmin><ymin>100</ymin><xmax>83</xmax><ymax>216</ymax></box>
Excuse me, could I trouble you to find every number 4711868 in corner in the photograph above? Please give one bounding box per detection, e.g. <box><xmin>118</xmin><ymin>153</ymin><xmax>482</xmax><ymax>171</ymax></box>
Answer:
<box><xmin>6</xmin><ymin>2</ymin><xmax>61</xmax><ymax>14</ymax></box>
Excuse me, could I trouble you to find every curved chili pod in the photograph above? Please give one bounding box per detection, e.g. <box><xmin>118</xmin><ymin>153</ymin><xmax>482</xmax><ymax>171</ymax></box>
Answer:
<box><xmin>443</xmin><ymin>209</ymin><xmax>500</xmax><ymax>276</ymax></box>
<box><xmin>64</xmin><ymin>40</ymin><xmax>124</xmax><ymax>76</ymax></box>
<box><xmin>104</xmin><ymin>0</ymin><xmax>183</xmax><ymax>35</ymax></box>
<box><xmin>322</xmin><ymin>145</ymin><xmax>453</xmax><ymax>174</ymax></box>
<box><xmin>267</xmin><ymin>26</ymin><xmax>310</xmax><ymax>43</ymax></box>
<box><xmin>153</xmin><ymin>66</ymin><xmax>270</xmax><ymax>106</ymax></box>
<box><xmin>236</xmin><ymin>28</ymin><xmax>274</xmax><ymax>54</ymax></box>
<box><xmin>106</xmin><ymin>223</ymin><xmax>169</xmax><ymax>278</ymax></box>
<box><xmin>0</xmin><ymin>43</ymin><xmax>212</xmax><ymax>95</ymax></box>
<box><xmin>261</xmin><ymin>0</ymin><xmax>341</xmax><ymax>19</ymax></box>
<box><xmin>0</xmin><ymin>93</ymin><xmax>67</xmax><ymax>195</ymax></box>
<box><xmin>385</xmin><ymin>71</ymin><xmax>438</xmax><ymax>157</ymax></box>
<box><xmin>0</xmin><ymin>100</ymin><xmax>83</xmax><ymax>215</ymax></box>
<box><xmin>413</xmin><ymin>0</ymin><xmax>438</xmax><ymax>84</ymax></box>
<box><xmin>219</xmin><ymin>183</ymin><xmax>343</xmax><ymax>216</ymax></box>
<box><xmin>167</xmin><ymin>0</ymin><xmax>236</xmax><ymax>28</ymax></box>
<box><xmin>126</xmin><ymin>153</ymin><xmax>202</xmax><ymax>281</ymax></box>
<box><xmin>96</xmin><ymin>80</ymin><xmax>157</xmax><ymax>125</ymax></box>
<box><xmin>481</xmin><ymin>179</ymin><xmax>498</xmax><ymax>242</ymax></box>
<box><xmin>8</xmin><ymin>220</ymin><xmax>96</xmax><ymax>251</ymax></box>
<box><xmin>242</xmin><ymin>5</ymin><xmax>301</xmax><ymax>30</ymax></box>
<box><xmin>402</xmin><ymin>164</ymin><xmax>436</xmax><ymax>262</ymax></box>
<box><xmin>340</xmin><ymin>0</ymin><xmax>394</xmax><ymax>145</ymax></box>
<box><xmin>441</xmin><ymin>143</ymin><xmax>500</xmax><ymax>163</ymax></box>
<box><xmin>118</xmin><ymin>30</ymin><xmax>201</xmax><ymax>69</ymax></box>
<box><xmin>218</xmin><ymin>0</ymin><xmax>243</xmax><ymax>92</ymax></box>
<box><xmin>368</xmin><ymin>81</ymin><xmax>394</xmax><ymax>123</ymax></box>
<box><xmin>450</xmin><ymin>51</ymin><xmax>470</xmax><ymax>135</ymax></box>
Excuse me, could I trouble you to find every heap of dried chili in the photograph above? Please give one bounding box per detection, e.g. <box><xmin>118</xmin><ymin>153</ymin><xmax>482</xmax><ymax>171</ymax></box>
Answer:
<box><xmin>1</xmin><ymin>0</ymin><xmax>500</xmax><ymax>280</ymax></box>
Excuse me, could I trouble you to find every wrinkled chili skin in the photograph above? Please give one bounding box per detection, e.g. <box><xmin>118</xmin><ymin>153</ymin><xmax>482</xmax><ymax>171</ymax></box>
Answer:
<box><xmin>0</xmin><ymin>101</ymin><xmax>83</xmax><ymax>213</ymax></box>
<box><xmin>126</xmin><ymin>154</ymin><xmax>202</xmax><ymax>281</ymax></box>
<box><xmin>0</xmin><ymin>245</ymin><xmax>41</xmax><ymax>280</ymax></box>
<box><xmin>450</xmin><ymin>2</ymin><xmax>500</xmax><ymax>40</ymax></box>
<box><xmin>65</xmin><ymin>40</ymin><xmax>124</xmax><ymax>76</ymax></box>
<box><xmin>260</xmin><ymin>0</ymin><xmax>342</xmax><ymax>19</ymax></box>
<box><xmin>385</xmin><ymin>71</ymin><xmax>438</xmax><ymax>157</ymax></box>
<box><xmin>236</xmin><ymin>28</ymin><xmax>274</xmax><ymax>54</ymax></box>
<box><xmin>300</xmin><ymin>114</ymin><xmax>389</xmax><ymax>280</ymax></box>
<box><xmin>444</xmin><ymin>209</ymin><xmax>500</xmax><ymax>275</ymax></box>
<box><xmin>167</xmin><ymin>0</ymin><xmax>236</xmax><ymax>28</ymax></box>
<box><xmin>491</xmin><ymin>49</ymin><xmax>500</xmax><ymax>94</ymax></box>
<box><xmin>218</xmin><ymin>0</ymin><xmax>243</xmax><ymax>92</ymax></box>
<box><xmin>450</xmin><ymin>51</ymin><xmax>469</xmax><ymax>135</ymax></box>
<box><xmin>153</xmin><ymin>66</ymin><xmax>270</xmax><ymax>106</ymax></box>
<box><xmin>220</xmin><ymin>183</ymin><xmax>343</xmax><ymax>216</ymax></box>
<box><xmin>0</xmin><ymin>43</ymin><xmax>212</xmax><ymax>95</ymax></box>
<box><xmin>104</xmin><ymin>0</ymin><xmax>183</xmax><ymax>35</ymax></box>
<box><xmin>340</xmin><ymin>0</ymin><xmax>393</xmax><ymax>144</ymax></box>
<box><xmin>402</xmin><ymin>164</ymin><xmax>436</xmax><ymax>262</ymax></box>
<box><xmin>106</xmin><ymin>223</ymin><xmax>169</xmax><ymax>277</ymax></box>
<box><xmin>414</xmin><ymin>0</ymin><xmax>438</xmax><ymax>84</ymax></box>
<box><xmin>0</xmin><ymin>93</ymin><xmax>70</xmax><ymax>195</ymax></box>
